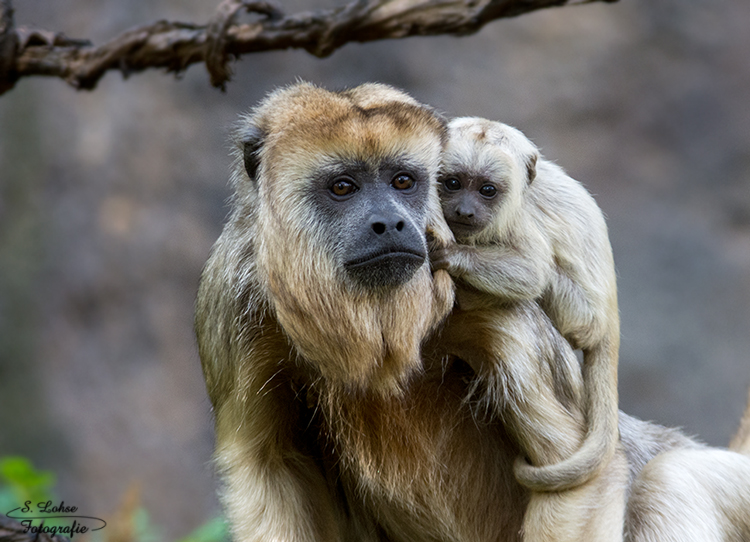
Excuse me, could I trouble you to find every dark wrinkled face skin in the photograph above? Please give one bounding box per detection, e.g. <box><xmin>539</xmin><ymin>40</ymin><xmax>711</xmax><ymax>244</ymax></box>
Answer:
<box><xmin>438</xmin><ymin>171</ymin><xmax>503</xmax><ymax>240</ymax></box>
<box><xmin>311</xmin><ymin>157</ymin><xmax>432</xmax><ymax>289</ymax></box>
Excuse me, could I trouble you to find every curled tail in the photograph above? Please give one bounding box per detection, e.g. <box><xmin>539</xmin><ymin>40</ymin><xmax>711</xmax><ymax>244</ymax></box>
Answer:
<box><xmin>729</xmin><ymin>387</ymin><xmax>750</xmax><ymax>455</ymax></box>
<box><xmin>514</xmin><ymin>343</ymin><xmax>619</xmax><ymax>491</ymax></box>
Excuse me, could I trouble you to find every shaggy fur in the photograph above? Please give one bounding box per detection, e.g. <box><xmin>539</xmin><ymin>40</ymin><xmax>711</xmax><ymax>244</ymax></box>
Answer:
<box><xmin>196</xmin><ymin>83</ymin><xmax>750</xmax><ymax>542</ymax></box>
<box><xmin>434</xmin><ymin>117</ymin><xmax>620</xmax><ymax>493</ymax></box>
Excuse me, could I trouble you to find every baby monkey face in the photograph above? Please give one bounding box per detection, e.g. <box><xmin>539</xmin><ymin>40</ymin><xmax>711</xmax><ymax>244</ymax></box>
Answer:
<box><xmin>438</xmin><ymin>172</ymin><xmax>504</xmax><ymax>238</ymax></box>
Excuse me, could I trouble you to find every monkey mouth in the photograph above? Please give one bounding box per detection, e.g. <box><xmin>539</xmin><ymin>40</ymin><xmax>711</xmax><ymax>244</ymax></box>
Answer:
<box><xmin>344</xmin><ymin>249</ymin><xmax>426</xmax><ymax>288</ymax></box>
<box><xmin>345</xmin><ymin>249</ymin><xmax>426</xmax><ymax>269</ymax></box>
<box><xmin>446</xmin><ymin>220</ymin><xmax>480</xmax><ymax>236</ymax></box>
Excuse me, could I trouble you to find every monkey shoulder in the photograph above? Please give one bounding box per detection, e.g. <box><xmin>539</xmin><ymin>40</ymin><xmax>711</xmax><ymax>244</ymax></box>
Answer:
<box><xmin>530</xmin><ymin>160</ymin><xmax>601</xmax><ymax>218</ymax></box>
<box><xmin>528</xmin><ymin>160</ymin><xmax>610</xmax><ymax>255</ymax></box>
<box><xmin>197</xmin><ymin>221</ymin><xmax>285</xmax><ymax>367</ymax></box>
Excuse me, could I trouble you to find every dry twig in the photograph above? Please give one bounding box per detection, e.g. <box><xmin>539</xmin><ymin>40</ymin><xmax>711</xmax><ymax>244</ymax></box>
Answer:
<box><xmin>0</xmin><ymin>515</ymin><xmax>71</xmax><ymax>542</ymax></box>
<box><xmin>0</xmin><ymin>0</ymin><xmax>616</xmax><ymax>95</ymax></box>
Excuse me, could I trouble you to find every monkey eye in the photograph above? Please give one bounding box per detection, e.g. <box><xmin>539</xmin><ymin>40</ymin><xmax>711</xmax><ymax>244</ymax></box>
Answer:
<box><xmin>479</xmin><ymin>184</ymin><xmax>497</xmax><ymax>198</ymax></box>
<box><xmin>443</xmin><ymin>178</ymin><xmax>461</xmax><ymax>191</ymax></box>
<box><xmin>392</xmin><ymin>173</ymin><xmax>415</xmax><ymax>191</ymax></box>
<box><xmin>330</xmin><ymin>177</ymin><xmax>357</xmax><ymax>198</ymax></box>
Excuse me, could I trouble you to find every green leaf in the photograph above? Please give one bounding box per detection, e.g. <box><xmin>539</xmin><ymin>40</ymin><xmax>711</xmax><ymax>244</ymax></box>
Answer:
<box><xmin>177</xmin><ymin>517</ymin><xmax>228</xmax><ymax>542</ymax></box>
<box><xmin>0</xmin><ymin>456</ymin><xmax>56</xmax><ymax>507</ymax></box>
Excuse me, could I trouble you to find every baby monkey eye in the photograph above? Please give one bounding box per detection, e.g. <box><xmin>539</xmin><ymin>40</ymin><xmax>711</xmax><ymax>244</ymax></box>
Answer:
<box><xmin>479</xmin><ymin>184</ymin><xmax>497</xmax><ymax>198</ymax></box>
<box><xmin>443</xmin><ymin>178</ymin><xmax>461</xmax><ymax>191</ymax></box>
<box><xmin>392</xmin><ymin>173</ymin><xmax>415</xmax><ymax>191</ymax></box>
<box><xmin>330</xmin><ymin>177</ymin><xmax>357</xmax><ymax>197</ymax></box>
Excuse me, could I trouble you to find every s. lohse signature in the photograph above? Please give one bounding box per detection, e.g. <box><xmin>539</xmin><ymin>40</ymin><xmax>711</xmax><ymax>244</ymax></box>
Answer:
<box><xmin>5</xmin><ymin>500</ymin><xmax>107</xmax><ymax>538</ymax></box>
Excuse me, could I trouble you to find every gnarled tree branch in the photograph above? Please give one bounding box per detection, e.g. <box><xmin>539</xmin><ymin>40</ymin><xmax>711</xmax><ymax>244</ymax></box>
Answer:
<box><xmin>0</xmin><ymin>0</ymin><xmax>616</xmax><ymax>95</ymax></box>
<box><xmin>0</xmin><ymin>516</ymin><xmax>71</xmax><ymax>542</ymax></box>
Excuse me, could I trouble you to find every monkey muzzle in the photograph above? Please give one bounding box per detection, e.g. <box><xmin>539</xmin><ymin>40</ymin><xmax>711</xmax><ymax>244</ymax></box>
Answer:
<box><xmin>344</xmin><ymin>248</ymin><xmax>426</xmax><ymax>289</ymax></box>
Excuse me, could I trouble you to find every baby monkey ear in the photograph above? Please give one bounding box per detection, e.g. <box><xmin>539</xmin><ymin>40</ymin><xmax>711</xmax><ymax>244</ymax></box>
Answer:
<box><xmin>525</xmin><ymin>152</ymin><xmax>538</xmax><ymax>185</ymax></box>
<box><xmin>238</xmin><ymin>123</ymin><xmax>265</xmax><ymax>181</ymax></box>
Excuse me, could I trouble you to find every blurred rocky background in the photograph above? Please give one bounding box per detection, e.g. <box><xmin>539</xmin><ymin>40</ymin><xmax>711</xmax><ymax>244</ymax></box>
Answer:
<box><xmin>1</xmin><ymin>0</ymin><xmax>749</xmax><ymax>538</ymax></box>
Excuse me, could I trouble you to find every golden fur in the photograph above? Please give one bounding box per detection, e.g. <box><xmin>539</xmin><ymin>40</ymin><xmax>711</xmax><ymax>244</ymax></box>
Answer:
<box><xmin>197</xmin><ymin>82</ymin><xmax>530</xmax><ymax>542</ymax></box>
<box><xmin>196</xmin><ymin>83</ymin><xmax>750</xmax><ymax>542</ymax></box>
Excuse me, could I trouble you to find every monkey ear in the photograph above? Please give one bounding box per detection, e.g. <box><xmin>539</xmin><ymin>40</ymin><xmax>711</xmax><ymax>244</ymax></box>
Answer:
<box><xmin>525</xmin><ymin>153</ymin><xmax>538</xmax><ymax>185</ymax></box>
<box><xmin>238</xmin><ymin>123</ymin><xmax>265</xmax><ymax>180</ymax></box>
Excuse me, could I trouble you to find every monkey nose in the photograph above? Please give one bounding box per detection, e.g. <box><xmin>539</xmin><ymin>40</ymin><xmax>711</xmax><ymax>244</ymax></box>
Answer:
<box><xmin>456</xmin><ymin>207</ymin><xmax>474</xmax><ymax>219</ymax></box>
<box><xmin>370</xmin><ymin>215</ymin><xmax>406</xmax><ymax>235</ymax></box>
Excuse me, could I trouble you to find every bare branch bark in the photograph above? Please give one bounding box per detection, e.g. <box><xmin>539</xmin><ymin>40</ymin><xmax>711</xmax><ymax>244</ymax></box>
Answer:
<box><xmin>0</xmin><ymin>0</ymin><xmax>19</xmax><ymax>94</ymax></box>
<box><xmin>0</xmin><ymin>0</ymin><xmax>616</xmax><ymax>95</ymax></box>
<box><xmin>0</xmin><ymin>516</ymin><xmax>71</xmax><ymax>542</ymax></box>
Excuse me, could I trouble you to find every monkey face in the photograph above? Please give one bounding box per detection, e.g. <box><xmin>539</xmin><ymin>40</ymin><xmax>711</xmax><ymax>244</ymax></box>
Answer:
<box><xmin>260</xmin><ymin>131</ymin><xmax>439</xmax><ymax>293</ymax></box>
<box><xmin>312</xmin><ymin>159</ymin><xmax>432</xmax><ymax>289</ymax></box>
<box><xmin>438</xmin><ymin>172</ymin><xmax>504</xmax><ymax>240</ymax></box>
<box><xmin>439</xmin><ymin>117</ymin><xmax>540</xmax><ymax>243</ymax></box>
<box><xmin>225</xmin><ymin>83</ymin><xmax>456</xmax><ymax>389</ymax></box>
<box><xmin>235</xmin><ymin>83</ymin><xmax>450</xmax><ymax>293</ymax></box>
